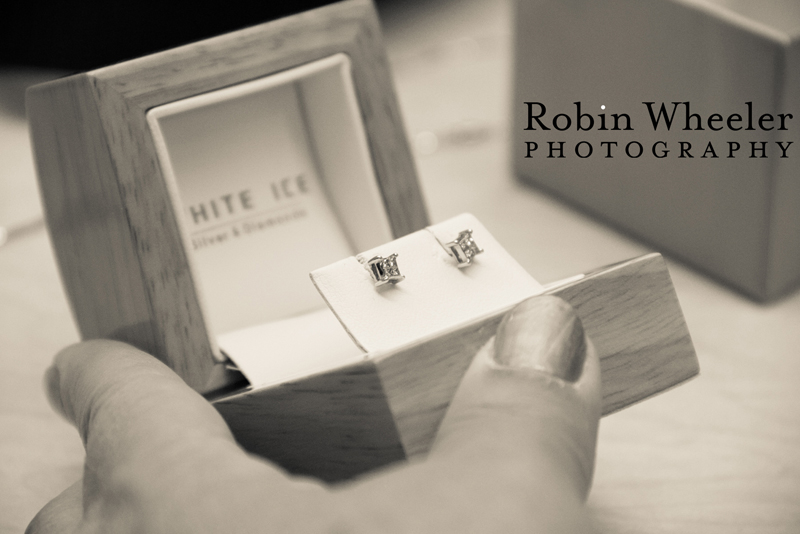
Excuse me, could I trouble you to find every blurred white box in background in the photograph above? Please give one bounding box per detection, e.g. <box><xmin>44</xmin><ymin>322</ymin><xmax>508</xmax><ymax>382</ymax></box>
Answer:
<box><xmin>513</xmin><ymin>0</ymin><xmax>800</xmax><ymax>301</ymax></box>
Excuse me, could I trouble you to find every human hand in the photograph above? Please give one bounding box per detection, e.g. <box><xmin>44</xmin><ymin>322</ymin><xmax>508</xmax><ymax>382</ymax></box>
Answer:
<box><xmin>27</xmin><ymin>295</ymin><xmax>601</xmax><ymax>534</ymax></box>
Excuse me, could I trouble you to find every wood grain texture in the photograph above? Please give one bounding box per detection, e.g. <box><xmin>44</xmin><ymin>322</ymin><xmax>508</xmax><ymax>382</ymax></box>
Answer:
<box><xmin>212</xmin><ymin>358</ymin><xmax>406</xmax><ymax>483</ymax></box>
<box><xmin>26</xmin><ymin>0</ymin><xmax>428</xmax><ymax>392</ymax></box>
<box><xmin>212</xmin><ymin>253</ymin><xmax>698</xmax><ymax>480</ymax></box>
<box><xmin>26</xmin><ymin>76</ymin><xmax>158</xmax><ymax>358</ymax></box>
<box><xmin>552</xmin><ymin>252</ymin><xmax>698</xmax><ymax>414</ymax></box>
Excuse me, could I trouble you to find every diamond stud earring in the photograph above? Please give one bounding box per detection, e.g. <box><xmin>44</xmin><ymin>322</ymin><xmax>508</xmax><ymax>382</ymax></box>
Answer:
<box><xmin>366</xmin><ymin>254</ymin><xmax>405</xmax><ymax>286</ymax></box>
<box><xmin>445</xmin><ymin>229</ymin><xmax>483</xmax><ymax>268</ymax></box>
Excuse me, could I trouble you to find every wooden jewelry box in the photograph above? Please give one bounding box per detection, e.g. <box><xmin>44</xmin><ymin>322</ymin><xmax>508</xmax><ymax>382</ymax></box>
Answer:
<box><xmin>27</xmin><ymin>0</ymin><xmax>699</xmax><ymax>481</ymax></box>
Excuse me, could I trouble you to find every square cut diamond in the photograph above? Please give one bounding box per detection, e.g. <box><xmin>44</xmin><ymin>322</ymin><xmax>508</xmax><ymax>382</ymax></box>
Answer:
<box><xmin>367</xmin><ymin>254</ymin><xmax>404</xmax><ymax>285</ymax></box>
<box><xmin>447</xmin><ymin>229</ymin><xmax>483</xmax><ymax>267</ymax></box>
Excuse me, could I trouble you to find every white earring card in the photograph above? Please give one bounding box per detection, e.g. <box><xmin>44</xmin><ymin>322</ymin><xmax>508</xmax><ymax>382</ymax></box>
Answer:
<box><xmin>310</xmin><ymin>214</ymin><xmax>543</xmax><ymax>354</ymax></box>
<box><xmin>27</xmin><ymin>0</ymin><xmax>427</xmax><ymax>392</ymax></box>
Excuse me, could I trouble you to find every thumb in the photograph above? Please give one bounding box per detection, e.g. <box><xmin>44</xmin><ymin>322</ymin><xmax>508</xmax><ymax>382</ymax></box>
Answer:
<box><xmin>432</xmin><ymin>295</ymin><xmax>602</xmax><ymax>502</ymax></box>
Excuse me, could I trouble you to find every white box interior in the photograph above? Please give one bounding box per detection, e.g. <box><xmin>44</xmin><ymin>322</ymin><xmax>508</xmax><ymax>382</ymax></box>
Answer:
<box><xmin>147</xmin><ymin>54</ymin><xmax>394</xmax><ymax>380</ymax></box>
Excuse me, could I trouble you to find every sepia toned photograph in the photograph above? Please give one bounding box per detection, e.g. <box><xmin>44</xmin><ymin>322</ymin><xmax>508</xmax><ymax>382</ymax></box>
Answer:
<box><xmin>1</xmin><ymin>1</ymin><xmax>798</xmax><ymax>532</ymax></box>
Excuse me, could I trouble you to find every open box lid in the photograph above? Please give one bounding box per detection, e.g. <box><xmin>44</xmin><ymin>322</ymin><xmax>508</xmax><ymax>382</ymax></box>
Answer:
<box><xmin>26</xmin><ymin>0</ymin><xmax>428</xmax><ymax>393</ymax></box>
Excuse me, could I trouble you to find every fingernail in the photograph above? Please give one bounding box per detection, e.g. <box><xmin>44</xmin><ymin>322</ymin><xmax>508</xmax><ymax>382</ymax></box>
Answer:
<box><xmin>494</xmin><ymin>295</ymin><xmax>587</xmax><ymax>382</ymax></box>
<box><xmin>44</xmin><ymin>364</ymin><xmax>67</xmax><ymax>419</ymax></box>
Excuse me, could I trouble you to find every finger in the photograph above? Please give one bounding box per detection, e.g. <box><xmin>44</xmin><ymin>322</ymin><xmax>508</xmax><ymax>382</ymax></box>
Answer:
<box><xmin>44</xmin><ymin>340</ymin><xmax>342</xmax><ymax>532</ymax></box>
<box><xmin>433</xmin><ymin>295</ymin><xmax>601</xmax><ymax>500</ymax></box>
<box><xmin>46</xmin><ymin>341</ymin><xmax>308</xmax><ymax>530</ymax></box>
<box><xmin>46</xmin><ymin>341</ymin><xmax>247</xmax><ymax>496</ymax></box>
<box><xmin>47</xmin><ymin>338</ymin><xmax>235</xmax><ymax>449</ymax></box>
<box><xmin>338</xmin><ymin>295</ymin><xmax>601</xmax><ymax>533</ymax></box>
<box><xmin>26</xmin><ymin>480</ymin><xmax>82</xmax><ymax>534</ymax></box>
